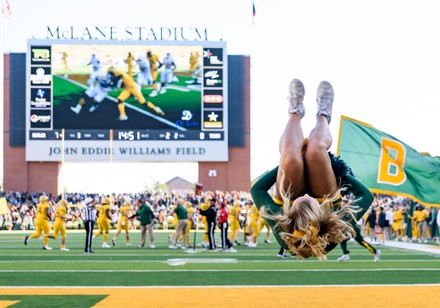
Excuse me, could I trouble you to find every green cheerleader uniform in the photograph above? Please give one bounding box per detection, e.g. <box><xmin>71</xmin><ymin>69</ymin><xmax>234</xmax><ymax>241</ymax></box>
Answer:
<box><xmin>250</xmin><ymin>153</ymin><xmax>374</xmax><ymax>253</ymax></box>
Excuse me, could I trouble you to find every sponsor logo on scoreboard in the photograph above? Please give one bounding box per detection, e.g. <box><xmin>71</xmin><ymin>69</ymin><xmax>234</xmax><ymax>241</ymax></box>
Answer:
<box><xmin>203</xmin><ymin>48</ymin><xmax>223</xmax><ymax>66</ymax></box>
<box><xmin>31</xmin><ymin>46</ymin><xmax>52</xmax><ymax>64</ymax></box>
<box><xmin>203</xmin><ymin>68</ymin><xmax>223</xmax><ymax>88</ymax></box>
<box><xmin>203</xmin><ymin>110</ymin><xmax>223</xmax><ymax>129</ymax></box>
<box><xmin>30</xmin><ymin>88</ymin><xmax>51</xmax><ymax>108</ymax></box>
<box><xmin>30</xmin><ymin>109</ymin><xmax>52</xmax><ymax>128</ymax></box>
<box><xmin>30</xmin><ymin>67</ymin><xmax>52</xmax><ymax>86</ymax></box>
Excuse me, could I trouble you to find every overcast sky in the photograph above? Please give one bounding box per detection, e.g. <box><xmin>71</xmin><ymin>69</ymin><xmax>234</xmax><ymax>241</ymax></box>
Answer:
<box><xmin>2</xmin><ymin>0</ymin><xmax>440</xmax><ymax>193</ymax></box>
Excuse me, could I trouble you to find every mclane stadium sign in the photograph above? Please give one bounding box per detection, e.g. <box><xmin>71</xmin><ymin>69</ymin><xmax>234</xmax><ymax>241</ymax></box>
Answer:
<box><xmin>46</xmin><ymin>26</ymin><xmax>209</xmax><ymax>41</ymax></box>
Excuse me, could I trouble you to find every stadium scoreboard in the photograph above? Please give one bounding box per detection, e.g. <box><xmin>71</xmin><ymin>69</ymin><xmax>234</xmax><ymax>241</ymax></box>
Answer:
<box><xmin>26</xmin><ymin>39</ymin><xmax>228</xmax><ymax>162</ymax></box>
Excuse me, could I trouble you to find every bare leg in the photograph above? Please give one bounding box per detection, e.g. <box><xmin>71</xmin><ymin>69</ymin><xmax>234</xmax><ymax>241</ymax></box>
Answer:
<box><xmin>304</xmin><ymin>81</ymin><xmax>337</xmax><ymax>197</ymax></box>
<box><xmin>276</xmin><ymin>79</ymin><xmax>306</xmax><ymax>200</ymax></box>
<box><xmin>305</xmin><ymin>116</ymin><xmax>337</xmax><ymax>197</ymax></box>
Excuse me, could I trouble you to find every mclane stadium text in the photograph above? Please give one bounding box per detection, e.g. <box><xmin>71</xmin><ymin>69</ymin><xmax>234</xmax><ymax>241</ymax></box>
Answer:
<box><xmin>46</xmin><ymin>26</ymin><xmax>209</xmax><ymax>41</ymax></box>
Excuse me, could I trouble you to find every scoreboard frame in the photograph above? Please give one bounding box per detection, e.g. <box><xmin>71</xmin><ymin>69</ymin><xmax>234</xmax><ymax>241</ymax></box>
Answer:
<box><xmin>25</xmin><ymin>39</ymin><xmax>228</xmax><ymax>162</ymax></box>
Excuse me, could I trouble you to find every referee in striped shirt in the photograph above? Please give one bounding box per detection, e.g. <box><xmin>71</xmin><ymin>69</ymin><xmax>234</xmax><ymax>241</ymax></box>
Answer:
<box><xmin>83</xmin><ymin>196</ymin><xmax>97</xmax><ymax>254</ymax></box>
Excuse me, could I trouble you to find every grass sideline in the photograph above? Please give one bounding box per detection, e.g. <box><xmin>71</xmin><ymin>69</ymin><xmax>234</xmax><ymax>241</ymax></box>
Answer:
<box><xmin>1</xmin><ymin>230</ymin><xmax>440</xmax><ymax>287</ymax></box>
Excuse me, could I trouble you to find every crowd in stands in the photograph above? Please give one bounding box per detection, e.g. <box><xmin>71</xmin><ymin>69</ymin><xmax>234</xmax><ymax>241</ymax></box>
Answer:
<box><xmin>1</xmin><ymin>190</ymin><xmax>439</xmax><ymax>246</ymax></box>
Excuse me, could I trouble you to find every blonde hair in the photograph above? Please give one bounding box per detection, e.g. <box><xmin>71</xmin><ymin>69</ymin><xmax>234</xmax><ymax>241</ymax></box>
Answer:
<box><xmin>261</xmin><ymin>174</ymin><xmax>358</xmax><ymax>260</ymax></box>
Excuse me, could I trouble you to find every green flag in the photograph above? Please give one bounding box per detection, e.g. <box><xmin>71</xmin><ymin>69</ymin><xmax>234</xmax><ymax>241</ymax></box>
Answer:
<box><xmin>336</xmin><ymin>116</ymin><xmax>440</xmax><ymax>207</ymax></box>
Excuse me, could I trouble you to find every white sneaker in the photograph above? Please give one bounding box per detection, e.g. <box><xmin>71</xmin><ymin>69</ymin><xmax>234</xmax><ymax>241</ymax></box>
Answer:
<box><xmin>316</xmin><ymin>80</ymin><xmax>334</xmax><ymax>123</ymax></box>
<box><xmin>43</xmin><ymin>246</ymin><xmax>52</xmax><ymax>250</ymax></box>
<box><xmin>70</xmin><ymin>105</ymin><xmax>82</xmax><ymax>114</ymax></box>
<box><xmin>117</xmin><ymin>115</ymin><xmax>128</xmax><ymax>121</ymax></box>
<box><xmin>159</xmin><ymin>88</ymin><xmax>166</xmax><ymax>94</ymax></box>
<box><xmin>126</xmin><ymin>242</ymin><xmax>132</xmax><ymax>246</ymax></box>
<box><xmin>102</xmin><ymin>243</ymin><xmax>111</xmax><ymax>248</ymax></box>
<box><xmin>149</xmin><ymin>90</ymin><xmax>158</xmax><ymax>97</ymax></box>
<box><xmin>60</xmin><ymin>247</ymin><xmax>70</xmax><ymax>251</ymax></box>
<box><xmin>150</xmin><ymin>243</ymin><xmax>156</xmax><ymax>249</ymax></box>
<box><xmin>169</xmin><ymin>245</ymin><xmax>178</xmax><ymax>249</ymax></box>
<box><xmin>227</xmin><ymin>248</ymin><xmax>238</xmax><ymax>252</ymax></box>
<box><xmin>337</xmin><ymin>254</ymin><xmax>350</xmax><ymax>262</ymax></box>
<box><xmin>181</xmin><ymin>246</ymin><xmax>187</xmax><ymax>250</ymax></box>
<box><xmin>248</xmin><ymin>242</ymin><xmax>257</xmax><ymax>247</ymax></box>
<box><xmin>374</xmin><ymin>250</ymin><xmax>381</xmax><ymax>262</ymax></box>
<box><xmin>287</xmin><ymin>79</ymin><xmax>305</xmax><ymax>117</ymax></box>
<box><xmin>264</xmin><ymin>239</ymin><xmax>272</xmax><ymax>244</ymax></box>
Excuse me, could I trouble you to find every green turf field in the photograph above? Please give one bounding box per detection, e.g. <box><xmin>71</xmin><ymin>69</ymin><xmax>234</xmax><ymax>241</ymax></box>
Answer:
<box><xmin>1</xmin><ymin>230</ymin><xmax>439</xmax><ymax>288</ymax></box>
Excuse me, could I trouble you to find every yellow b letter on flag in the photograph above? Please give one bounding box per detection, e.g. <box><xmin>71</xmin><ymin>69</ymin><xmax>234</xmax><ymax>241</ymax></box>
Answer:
<box><xmin>378</xmin><ymin>137</ymin><xmax>406</xmax><ymax>185</ymax></box>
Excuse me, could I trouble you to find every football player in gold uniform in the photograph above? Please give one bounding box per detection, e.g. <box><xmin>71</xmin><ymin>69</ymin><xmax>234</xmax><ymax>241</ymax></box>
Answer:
<box><xmin>183</xmin><ymin>202</ymin><xmax>194</xmax><ymax>246</ymax></box>
<box><xmin>126</xmin><ymin>52</ymin><xmax>135</xmax><ymax>77</ymax></box>
<box><xmin>94</xmin><ymin>197</ymin><xmax>112</xmax><ymax>248</ymax></box>
<box><xmin>199</xmin><ymin>198</ymin><xmax>210</xmax><ymax>247</ymax></box>
<box><xmin>107</xmin><ymin>67</ymin><xmax>165</xmax><ymax>121</ymax></box>
<box><xmin>248</xmin><ymin>202</ymin><xmax>260</xmax><ymax>247</ymax></box>
<box><xmin>48</xmin><ymin>199</ymin><xmax>70</xmax><ymax>251</ymax></box>
<box><xmin>146</xmin><ymin>50</ymin><xmax>162</xmax><ymax>97</ymax></box>
<box><xmin>259</xmin><ymin>216</ymin><xmax>272</xmax><ymax>244</ymax></box>
<box><xmin>112</xmin><ymin>200</ymin><xmax>132</xmax><ymax>246</ymax></box>
<box><xmin>24</xmin><ymin>195</ymin><xmax>52</xmax><ymax>250</ymax></box>
<box><xmin>392</xmin><ymin>205</ymin><xmax>405</xmax><ymax>240</ymax></box>
<box><xmin>186</xmin><ymin>51</ymin><xmax>202</xmax><ymax>85</ymax></box>
<box><xmin>228</xmin><ymin>199</ymin><xmax>242</xmax><ymax>245</ymax></box>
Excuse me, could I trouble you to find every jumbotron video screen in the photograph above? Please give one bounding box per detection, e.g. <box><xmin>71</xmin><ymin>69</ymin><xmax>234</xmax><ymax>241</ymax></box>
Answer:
<box><xmin>25</xmin><ymin>39</ymin><xmax>228</xmax><ymax>162</ymax></box>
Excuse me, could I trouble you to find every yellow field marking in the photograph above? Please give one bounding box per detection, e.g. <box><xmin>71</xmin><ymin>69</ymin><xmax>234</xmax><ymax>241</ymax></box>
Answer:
<box><xmin>0</xmin><ymin>286</ymin><xmax>439</xmax><ymax>307</ymax></box>
<box><xmin>0</xmin><ymin>301</ymin><xmax>19</xmax><ymax>308</ymax></box>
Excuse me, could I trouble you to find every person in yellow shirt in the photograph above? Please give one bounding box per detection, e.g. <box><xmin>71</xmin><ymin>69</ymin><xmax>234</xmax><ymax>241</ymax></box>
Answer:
<box><xmin>183</xmin><ymin>201</ymin><xmax>194</xmax><ymax>246</ymax></box>
<box><xmin>94</xmin><ymin>197</ymin><xmax>112</xmax><ymax>248</ymax></box>
<box><xmin>107</xmin><ymin>67</ymin><xmax>165</xmax><ymax>121</ymax></box>
<box><xmin>24</xmin><ymin>195</ymin><xmax>52</xmax><ymax>250</ymax></box>
<box><xmin>48</xmin><ymin>199</ymin><xmax>70</xmax><ymax>251</ymax></box>
<box><xmin>228</xmin><ymin>199</ymin><xmax>242</xmax><ymax>245</ymax></box>
<box><xmin>259</xmin><ymin>217</ymin><xmax>272</xmax><ymax>244</ymax></box>
<box><xmin>126</xmin><ymin>52</ymin><xmax>135</xmax><ymax>77</ymax></box>
<box><xmin>185</xmin><ymin>51</ymin><xmax>202</xmax><ymax>85</ymax></box>
<box><xmin>392</xmin><ymin>205</ymin><xmax>405</xmax><ymax>241</ymax></box>
<box><xmin>112</xmin><ymin>200</ymin><xmax>132</xmax><ymax>246</ymax></box>
<box><xmin>199</xmin><ymin>197</ymin><xmax>210</xmax><ymax>248</ymax></box>
<box><xmin>248</xmin><ymin>202</ymin><xmax>260</xmax><ymax>247</ymax></box>
<box><xmin>412</xmin><ymin>205</ymin><xmax>429</xmax><ymax>243</ymax></box>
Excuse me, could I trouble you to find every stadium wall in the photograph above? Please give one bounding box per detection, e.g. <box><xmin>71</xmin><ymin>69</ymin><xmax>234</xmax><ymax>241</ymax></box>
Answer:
<box><xmin>2</xmin><ymin>54</ymin><xmax>251</xmax><ymax>194</ymax></box>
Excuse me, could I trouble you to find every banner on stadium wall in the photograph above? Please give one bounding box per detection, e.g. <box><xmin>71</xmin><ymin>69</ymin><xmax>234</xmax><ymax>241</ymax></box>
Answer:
<box><xmin>336</xmin><ymin>116</ymin><xmax>440</xmax><ymax>208</ymax></box>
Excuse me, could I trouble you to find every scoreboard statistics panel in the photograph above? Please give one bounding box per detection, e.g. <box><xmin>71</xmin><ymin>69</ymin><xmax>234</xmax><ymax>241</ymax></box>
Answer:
<box><xmin>25</xmin><ymin>39</ymin><xmax>228</xmax><ymax>162</ymax></box>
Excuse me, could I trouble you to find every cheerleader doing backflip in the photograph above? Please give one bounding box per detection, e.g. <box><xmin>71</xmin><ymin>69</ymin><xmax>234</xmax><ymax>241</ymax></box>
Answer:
<box><xmin>251</xmin><ymin>79</ymin><xmax>377</xmax><ymax>260</ymax></box>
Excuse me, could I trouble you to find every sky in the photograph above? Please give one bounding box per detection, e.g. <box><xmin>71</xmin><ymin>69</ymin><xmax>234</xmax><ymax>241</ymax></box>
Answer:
<box><xmin>2</xmin><ymin>0</ymin><xmax>440</xmax><ymax>193</ymax></box>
